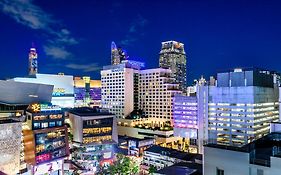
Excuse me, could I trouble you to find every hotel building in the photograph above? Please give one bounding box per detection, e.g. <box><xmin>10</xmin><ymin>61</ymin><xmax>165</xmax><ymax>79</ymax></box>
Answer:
<box><xmin>101</xmin><ymin>60</ymin><xmax>144</xmax><ymax>119</ymax></box>
<box><xmin>208</xmin><ymin>68</ymin><xmax>279</xmax><ymax>146</ymax></box>
<box><xmin>139</xmin><ymin>68</ymin><xmax>182</xmax><ymax>126</ymax></box>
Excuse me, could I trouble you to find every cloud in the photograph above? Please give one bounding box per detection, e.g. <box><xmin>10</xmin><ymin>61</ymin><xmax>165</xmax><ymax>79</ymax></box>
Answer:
<box><xmin>43</xmin><ymin>45</ymin><xmax>72</xmax><ymax>59</ymax></box>
<box><xmin>66</xmin><ymin>63</ymin><xmax>101</xmax><ymax>72</ymax></box>
<box><xmin>0</xmin><ymin>0</ymin><xmax>78</xmax><ymax>59</ymax></box>
<box><xmin>120</xmin><ymin>14</ymin><xmax>148</xmax><ymax>46</ymax></box>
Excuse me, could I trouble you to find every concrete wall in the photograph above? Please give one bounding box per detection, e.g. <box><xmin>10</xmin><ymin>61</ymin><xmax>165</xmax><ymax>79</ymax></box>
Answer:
<box><xmin>204</xmin><ymin>147</ymin><xmax>249</xmax><ymax>175</ymax></box>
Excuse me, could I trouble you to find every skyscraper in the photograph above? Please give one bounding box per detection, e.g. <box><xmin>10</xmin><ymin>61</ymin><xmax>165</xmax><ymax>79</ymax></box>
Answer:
<box><xmin>111</xmin><ymin>41</ymin><xmax>128</xmax><ymax>65</ymax></box>
<box><xmin>208</xmin><ymin>68</ymin><xmax>279</xmax><ymax>146</ymax></box>
<box><xmin>28</xmin><ymin>45</ymin><xmax>38</xmax><ymax>76</ymax></box>
<box><xmin>159</xmin><ymin>41</ymin><xmax>187</xmax><ymax>92</ymax></box>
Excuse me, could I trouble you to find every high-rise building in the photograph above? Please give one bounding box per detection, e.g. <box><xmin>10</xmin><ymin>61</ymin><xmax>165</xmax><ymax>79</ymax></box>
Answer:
<box><xmin>101</xmin><ymin>60</ymin><xmax>144</xmax><ymax>119</ymax></box>
<box><xmin>139</xmin><ymin>68</ymin><xmax>182</xmax><ymax>126</ymax></box>
<box><xmin>28</xmin><ymin>45</ymin><xmax>38</xmax><ymax>76</ymax></box>
<box><xmin>111</xmin><ymin>41</ymin><xmax>128</xmax><ymax>65</ymax></box>
<box><xmin>159</xmin><ymin>41</ymin><xmax>187</xmax><ymax>92</ymax></box>
<box><xmin>208</xmin><ymin>68</ymin><xmax>279</xmax><ymax>146</ymax></box>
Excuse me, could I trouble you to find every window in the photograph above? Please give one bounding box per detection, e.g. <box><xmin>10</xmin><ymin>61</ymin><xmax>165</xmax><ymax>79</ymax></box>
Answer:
<box><xmin>42</xmin><ymin>122</ymin><xmax>48</xmax><ymax>128</ymax></box>
<box><xmin>33</xmin><ymin>122</ymin><xmax>40</xmax><ymax>129</ymax></box>
<box><xmin>216</xmin><ymin>168</ymin><xmax>224</xmax><ymax>175</ymax></box>
<box><xmin>49</xmin><ymin>122</ymin><xmax>56</xmax><ymax>127</ymax></box>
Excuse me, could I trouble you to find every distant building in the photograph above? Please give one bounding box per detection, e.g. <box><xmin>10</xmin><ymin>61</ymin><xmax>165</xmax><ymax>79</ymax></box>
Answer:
<box><xmin>204</xmin><ymin>132</ymin><xmax>281</xmax><ymax>175</ymax></box>
<box><xmin>74</xmin><ymin>77</ymin><xmax>101</xmax><ymax>107</ymax></box>
<box><xmin>68</xmin><ymin>107</ymin><xmax>118</xmax><ymax>172</ymax></box>
<box><xmin>28</xmin><ymin>45</ymin><xmax>38</xmax><ymax>76</ymax></box>
<box><xmin>208</xmin><ymin>68</ymin><xmax>279</xmax><ymax>146</ymax></box>
<box><xmin>13</xmin><ymin>73</ymin><xmax>75</xmax><ymax>108</ymax></box>
<box><xmin>111</xmin><ymin>41</ymin><xmax>129</xmax><ymax>65</ymax></box>
<box><xmin>159</xmin><ymin>41</ymin><xmax>187</xmax><ymax>92</ymax></box>
<box><xmin>0</xmin><ymin>119</ymin><xmax>22</xmax><ymax>175</ymax></box>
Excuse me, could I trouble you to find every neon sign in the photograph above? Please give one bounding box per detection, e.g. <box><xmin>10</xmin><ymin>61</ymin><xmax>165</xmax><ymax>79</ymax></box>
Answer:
<box><xmin>52</xmin><ymin>88</ymin><xmax>66</xmax><ymax>97</ymax></box>
<box><xmin>29</xmin><ymin>103</ymin><xmax>61</xmax><ymax>113</ymax></box>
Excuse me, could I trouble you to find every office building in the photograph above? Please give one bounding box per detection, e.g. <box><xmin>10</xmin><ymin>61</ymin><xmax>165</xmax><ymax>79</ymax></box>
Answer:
<box><xmin>139</xmin><ymin>68</ymin><xmax>182</xmax><ymax>126</ymax></box>
<box><xmin>23</xmin><ymin>102</ymin><xmax>69</xmax><ymax>175</ymax></box>
<box><xmin>159</xmin><ymin>41</ymin><xmax>187</xmax><ymax>92</ymax></box>
<box><xmin>28</xmin><ymin>45</ymin><xmax>38</xmax><ymax>76</ymax></box>
<box><xmin>101</xmin><ymin>60</ymin><xmax>144</xmax><ymax>119</ymax></box>
<box><xmin>204</xmin><ymin>132</ymin><xmax>281</xmax><ymax>175</ymax></box>
<box><xmin>68</xmin><ymin>107</ymin><xmax>118</xmax><ymax>172</ymax></box>
<box><xmin>0</xmin><ymin>119</ymin><xmax>22</xmax><ymax>175</ymax></box>
<box><xmin>173</xmin><ymin>86</ymin><xmax>209</xmax><ymax>154</ymax></box>
<box><xmin>208</xmin><ymin>68</ymin><xmax>279</xmax><ymax>146</ymax></box>
<box><xmin>74</xmin><ymin>77</ymin><xmax>101</xmax><ymax>107</ymax></box>
<box><xmin>13</xmin><ymin>73</ymin><xmax>75</xmax><ymax>108</ymax></box>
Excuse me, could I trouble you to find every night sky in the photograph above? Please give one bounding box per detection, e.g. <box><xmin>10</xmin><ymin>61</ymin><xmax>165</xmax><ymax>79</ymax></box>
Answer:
<box><xmin>1</xmin><ymin>0</ymin><xmax>281</xmax><ymax>84</ymax></box>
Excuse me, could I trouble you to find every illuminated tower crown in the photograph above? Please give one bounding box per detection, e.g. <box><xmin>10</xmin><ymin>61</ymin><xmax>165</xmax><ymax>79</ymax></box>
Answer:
<box><xmin>28</xmin><ymin>44</ymin><xmax>38</xmax><ymax>76</ymax></box>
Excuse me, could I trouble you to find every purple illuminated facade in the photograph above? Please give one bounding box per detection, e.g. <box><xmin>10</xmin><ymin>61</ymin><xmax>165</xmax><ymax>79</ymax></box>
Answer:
<box><xmin>173</xmin><ymin>95</ymin><xmax>198</xmax><ymax>130</ymax></box>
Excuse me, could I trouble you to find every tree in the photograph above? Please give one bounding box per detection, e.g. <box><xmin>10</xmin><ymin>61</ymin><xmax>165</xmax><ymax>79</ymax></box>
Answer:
<box><xmin>148</xmin><ymin>165</ymin><xmax>157</xmax><ymax>175</ymax></box>
<box><xmin>97</xmin><ymin>154</ymin><xmax>139</xmax><ymax>175</ymax></box>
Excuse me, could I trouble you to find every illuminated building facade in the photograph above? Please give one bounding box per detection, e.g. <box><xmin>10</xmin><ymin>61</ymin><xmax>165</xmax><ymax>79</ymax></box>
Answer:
<box><xmin>23</xmin><ymin>103</ymin><xmax>69</xmax><ymax>175</ymax></box>
<box><xmin>13</xmin><ymin>73</ymin><xmax>75</xmax><ymax>108</ymax></box>
<box><xmin>159</xmin><ymin>41</ymin><xmax>187</xmax><ymax>93</ymax></box>
<box><xmin>101</xmin><ymin>60</ymin><xmax>144</xmax><ymax>119</ymax></box>
<box><xmin>68</xmin><ymin>107</ymin><xmax>118</xmax><ymax>172</ymax></box>
<box><xmin>139</xmin><ymin>68</ymin><xmax>182</xmax><ymax>126</ymax></box>
<box><xmin>208</xmin><ymin>68</ymin><xmax>279</xmax><ymax>146</ymax></box>
<box><xmin>0</xmin><ymin>119</ymin><xmax>22</xmax><ymax>175</ymax></box>
<box><xmin>29</xmin><ymin>46</ymin><xmax>38</xmax><ymax>76</ymax></box>
<box><xmin>74</xmin><ymin>77</ymin><xmax>101</xmax><ymax>107</ymax></box>
<box><xmin>111</xmin><ymin>41</ymin><xmax>129</xmax><ymax>65</ymax></box>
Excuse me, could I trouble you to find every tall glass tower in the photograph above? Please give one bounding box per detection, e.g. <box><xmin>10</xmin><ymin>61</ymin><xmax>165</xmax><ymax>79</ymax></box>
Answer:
<box><xmin>159</xmin><ymin>41</ymin><xmax>187</xmax><ymax>92</ymax></box>
<box><xmin>111</xmin><ymin>41</ymin><xmax>128</xmax><ymax>65</ymax></box>
<box><xmin>28</xmin><ymin>45</ymin><xmax>38</xmax><ymax>76</ymax></box>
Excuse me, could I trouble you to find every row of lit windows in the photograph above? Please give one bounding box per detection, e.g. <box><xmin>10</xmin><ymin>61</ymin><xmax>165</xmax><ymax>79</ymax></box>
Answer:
<box><xmin>83</xmin><ymin>127</ymin><xmax>112</xmax><ymax>134</ymax></box>
<box><xmin>83</xmin><ymin>135</ymin><xmax>112</xmax><ymax>144</ymax></box>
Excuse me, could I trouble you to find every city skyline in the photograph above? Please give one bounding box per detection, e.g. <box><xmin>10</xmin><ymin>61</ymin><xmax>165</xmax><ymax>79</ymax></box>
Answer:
<box><xmin>1</xmin><ymin>0</ymin><xmax>281</xmax><ymax>84</ymax></box>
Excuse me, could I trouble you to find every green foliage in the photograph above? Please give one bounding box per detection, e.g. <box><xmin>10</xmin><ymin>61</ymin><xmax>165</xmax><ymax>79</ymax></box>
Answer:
<box><xmin>148</xmin><ymin>165</ymin><xmax>157</xmax><ymax>175</ymax></box>
<box><xmin>97</xmin><ymin>154</ymin><xmax>139</xmax><ymax>175</ymax></box>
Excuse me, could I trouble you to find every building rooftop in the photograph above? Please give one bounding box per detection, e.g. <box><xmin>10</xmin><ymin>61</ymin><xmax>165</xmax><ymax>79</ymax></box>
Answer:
<box><xmin>145</xmin><ymin>145</ymin><xmax>202</xmax><ymax>162</ymax></box>
<box><xmin>156</xmin><ymin>162</ymin><xmax>202</xmax><ymax>175</ymax></box>
<box><xmin>205</xmin><ymin>132</ymin><xmax>281</xmax><ymax>167</ymax></box>
<box><xmin>118</xmin><ymin>135</ymin><xmax>154</xmax><ymax>142</ymax></box>
<box><xmin>0</xmin><ymin>118</ymin><xmax>20</xmax><ymax>124</ymax></box>
<box><xmin>68</xmin><ymin>107</ymin><xmax>113</xmax><ymax>117</ymax></box>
